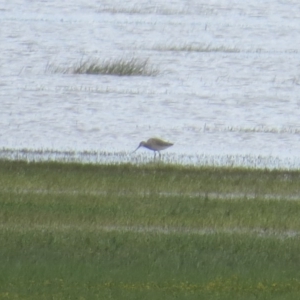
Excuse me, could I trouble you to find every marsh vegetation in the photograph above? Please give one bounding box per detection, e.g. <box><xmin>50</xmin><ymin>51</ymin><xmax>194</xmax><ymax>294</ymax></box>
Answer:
<box><xmin>1</xmin><ymin>160</ymin><xmax>300</xmax><ymax>299</ymax></box>
<box><xmin>46</xmin><ymin>57</ymin><xmax>158</xmax><ymax>76</ymax></box>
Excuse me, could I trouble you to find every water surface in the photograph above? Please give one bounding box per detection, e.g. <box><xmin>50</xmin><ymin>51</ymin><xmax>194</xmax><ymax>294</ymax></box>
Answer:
<box><xmin>1</xmin><ymin>1</ymin><xmax>300</xmax><ymax>168</ymax></box>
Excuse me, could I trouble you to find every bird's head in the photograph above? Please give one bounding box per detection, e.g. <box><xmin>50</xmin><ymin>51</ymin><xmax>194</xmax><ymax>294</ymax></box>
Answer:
<box><xmin>133</xmin><ymin>141</ymin><xmax>146</xmax><ymax>153</ymax></box>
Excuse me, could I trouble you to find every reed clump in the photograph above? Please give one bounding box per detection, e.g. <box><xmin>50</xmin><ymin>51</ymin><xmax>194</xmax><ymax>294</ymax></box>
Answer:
<box><xmin>47</xmin><ymin>57</ymin><xmax>158</xmax><ymax>76</ymax></box>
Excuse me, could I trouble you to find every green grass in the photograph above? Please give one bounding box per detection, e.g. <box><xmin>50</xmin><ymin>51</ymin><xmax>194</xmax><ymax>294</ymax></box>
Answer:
<box><xmin>47</xmin><ymin>57</ymin><xmax>158</xmax><ymax>76</ymax></box>
<box><xmin>1</xmin><ymin>160</ymin><xmax>300</xmax><ymax>299</ymax></box>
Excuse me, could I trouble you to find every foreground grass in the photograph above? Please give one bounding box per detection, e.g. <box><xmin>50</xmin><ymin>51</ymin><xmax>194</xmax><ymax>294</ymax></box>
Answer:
<box><xmin>1</xmin><ymin>230</ymin><xmax>300</xmax><ymax>300</ymax></box>
<box><xmin>1</xmin><ymin>160</ymin><xmax>300</xmax><ymax>299</ymax></box>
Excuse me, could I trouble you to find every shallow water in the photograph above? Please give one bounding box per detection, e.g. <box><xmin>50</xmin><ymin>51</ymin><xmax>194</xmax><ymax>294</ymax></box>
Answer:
<box><xmin>1</xmin><ymin>1</ymin><xmax>300</xmax><ymax>168</ymax></box>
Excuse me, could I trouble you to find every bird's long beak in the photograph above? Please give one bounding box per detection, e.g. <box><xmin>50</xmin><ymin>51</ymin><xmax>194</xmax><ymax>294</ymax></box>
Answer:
<box><xmin>132</xmin><ymin>145</ymin><xmax>141</xmax><ymax>153</ymax></box>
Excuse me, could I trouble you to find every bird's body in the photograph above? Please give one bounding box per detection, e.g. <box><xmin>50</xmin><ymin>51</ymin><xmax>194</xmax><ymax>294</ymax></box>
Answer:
<box><xmin>133</xmin><ymin>138</ymin><xmax>173</xmax><ymax>155</ymax></box>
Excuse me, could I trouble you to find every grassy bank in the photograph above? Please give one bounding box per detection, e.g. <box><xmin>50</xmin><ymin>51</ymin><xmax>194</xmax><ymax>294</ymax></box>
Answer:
<box><xmin>0</xmin><ymin>160</ymin><xmax>300</xmax><ymax>299</ymax></box>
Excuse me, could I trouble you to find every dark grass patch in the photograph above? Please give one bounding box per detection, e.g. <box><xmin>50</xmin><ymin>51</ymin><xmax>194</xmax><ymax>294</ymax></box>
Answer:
<box><xmin>47</xmin><ymin>57</ymin><xmax>158</xmax><ymax>76</ymax></box>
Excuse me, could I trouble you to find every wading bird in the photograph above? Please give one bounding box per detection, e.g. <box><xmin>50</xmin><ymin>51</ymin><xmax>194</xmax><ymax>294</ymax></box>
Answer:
<box><xmin>133</xmin><ymin>138</ymin><xmax>173</xmax><ymax>156</ymax></box>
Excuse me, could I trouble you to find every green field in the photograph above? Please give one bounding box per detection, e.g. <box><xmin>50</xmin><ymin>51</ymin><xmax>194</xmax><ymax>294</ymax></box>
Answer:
<box><xmin>1</xmin><ymin>160</ymin><xmax>300</xmax><ymax>299</ymax></box>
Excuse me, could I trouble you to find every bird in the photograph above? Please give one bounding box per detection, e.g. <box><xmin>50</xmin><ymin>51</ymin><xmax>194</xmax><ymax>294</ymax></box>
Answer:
<box><xmin>133</xmin><ymin>138</ymin><xmax>173</xmax><ymax>156</ymax></box>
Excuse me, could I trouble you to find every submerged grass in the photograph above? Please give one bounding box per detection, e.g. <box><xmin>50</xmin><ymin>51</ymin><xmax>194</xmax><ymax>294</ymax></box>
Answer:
<box><xmin>154</xmin><ymin>43</ymin><xmax>241</xmax><ymax>53</ymax></box>
<box><xmin>47</xmin><ymin>57</ymin><xmax>158</xmax><ymax>76</ymax></box>
<box><xmin>99</xmin><ymin>5</ymin><xmax>192</xmax><ymax>15</ymax></box>
<box><xmin>152</xmin><ymin>43</ymin><xmax>288</xmax><ymax>54</ymax></box>
<box><xmin>1</xmin><ymin>160</ymin><xmax>300</xmax><ymax>299</ymax></box>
